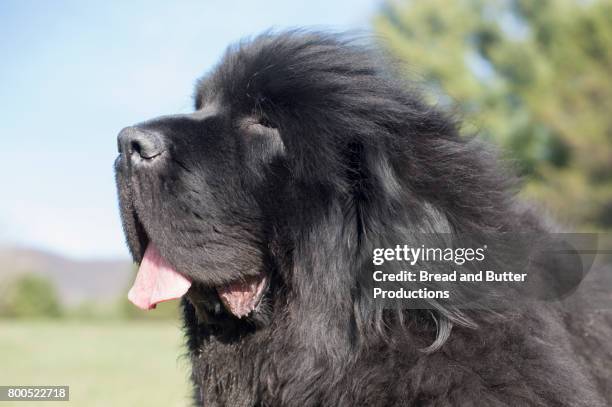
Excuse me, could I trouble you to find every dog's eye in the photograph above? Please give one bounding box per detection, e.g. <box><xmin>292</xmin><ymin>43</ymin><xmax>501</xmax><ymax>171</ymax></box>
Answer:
<box><xmin>241</xmin><ymin>118</ymin><xmax>277</xmax><ymax>137</ymax></box>
<box><xmin>257</xmin><ymin>115</ymin><xmax>274</xmax><ymax>129</ymax></box>
<box><xmin>239</xmin><ymin>118</ymin><xmax>285</xmax><ymax>158</ymax></box>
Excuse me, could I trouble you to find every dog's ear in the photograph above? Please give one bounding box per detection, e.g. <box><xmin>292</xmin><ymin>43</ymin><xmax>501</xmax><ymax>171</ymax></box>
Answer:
<box><xmin>276</xmin><ymin>137</ymin><xmax>412</xmax><ymax>364</ymax></box>
<box><xmin>340</xmin><ymin>137</ymin><xmax>485</xmax><ymax>352</ymax></box>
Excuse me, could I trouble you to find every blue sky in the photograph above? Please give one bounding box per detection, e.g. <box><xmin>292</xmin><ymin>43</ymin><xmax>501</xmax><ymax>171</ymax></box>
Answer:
<box><xmin>0</xmin><ymin>0</ymin><xmax>381</xmax><ymax>259</ymax></box>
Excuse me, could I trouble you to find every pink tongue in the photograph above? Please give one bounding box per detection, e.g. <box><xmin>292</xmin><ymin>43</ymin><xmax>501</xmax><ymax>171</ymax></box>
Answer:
<box><xmin>128</xmin><ymin>243</ymin><xmax>192</xmax><ymax>310</ymax></box>
<box><xmin>216</xmin><ymin>275</ymin><xmax>265</xmax><ymax>318</ymax></box>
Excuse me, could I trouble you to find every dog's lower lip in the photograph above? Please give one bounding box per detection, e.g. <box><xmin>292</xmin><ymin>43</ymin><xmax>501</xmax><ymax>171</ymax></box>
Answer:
<box><xmin>216</xmin><ymin>272</ymin><xmax>268</xmax><ymax>318</ymax></box>
<box><xmin>186</xmin><ymin>273</ymin><xmax>268</xmax><ymax>324</ymax></box>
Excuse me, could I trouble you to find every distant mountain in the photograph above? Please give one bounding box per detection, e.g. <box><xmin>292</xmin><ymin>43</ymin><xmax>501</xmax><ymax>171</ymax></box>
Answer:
<box><xmin>0</xmin><ymin>246</ymin><xmax>133</xmax><ymax>305</ymax></box>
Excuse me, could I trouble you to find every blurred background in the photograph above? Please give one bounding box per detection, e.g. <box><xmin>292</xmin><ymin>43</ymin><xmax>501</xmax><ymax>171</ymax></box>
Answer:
<box><xmin>0</xmin><ymin>0</ymin><xmax>611</xmax><ymax>405</ymax></box>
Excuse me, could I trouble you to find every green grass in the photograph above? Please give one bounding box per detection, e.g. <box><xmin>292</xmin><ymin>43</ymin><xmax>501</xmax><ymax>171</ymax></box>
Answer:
<box><xmin>0</xmin><ymin>320</ymin><xmax>192</xmax><ymax>407</ymax></box>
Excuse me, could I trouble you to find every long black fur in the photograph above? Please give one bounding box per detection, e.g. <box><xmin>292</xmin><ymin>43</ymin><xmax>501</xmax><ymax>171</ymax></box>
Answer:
<box><xmin>115</xmin><ymin>31</ymin><xmax>612</xmax><ymax>406</ymax></box>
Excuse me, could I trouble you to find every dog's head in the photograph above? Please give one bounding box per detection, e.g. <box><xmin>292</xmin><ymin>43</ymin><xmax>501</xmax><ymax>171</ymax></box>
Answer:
<box><xmin>115</xmin><ymin>32</ymin><xmax>513</xmax><ymax>353</ymax></box>
<box><xmin>115</xmin><ymin>98</ymin><xmax>282</xmax><ymax>317</ymax></box>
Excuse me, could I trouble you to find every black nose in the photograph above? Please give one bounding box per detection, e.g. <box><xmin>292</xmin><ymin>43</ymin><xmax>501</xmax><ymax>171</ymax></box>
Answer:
<box><xmin>117</xmin><ymin>127</ymin><xmax>165</xmax><ymax>160</ymax></box>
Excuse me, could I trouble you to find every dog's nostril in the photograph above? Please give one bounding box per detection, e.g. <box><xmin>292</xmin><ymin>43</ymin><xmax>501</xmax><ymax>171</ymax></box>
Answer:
<box><xmin>117</xmin><ymin>126</ymin><xmax>165</xmax><ymax>160</ymax></box>
<box><xmin>131</xmin><ymin>140</ymin><xmax>143</xmax><ymax>156</ymax></box>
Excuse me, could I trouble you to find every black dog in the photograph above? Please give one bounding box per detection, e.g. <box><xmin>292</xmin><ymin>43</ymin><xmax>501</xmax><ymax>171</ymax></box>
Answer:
<box><xmin>115</xmin><ymin>31</ymin><xmax>611</xmax><ymax>406</ymax></box>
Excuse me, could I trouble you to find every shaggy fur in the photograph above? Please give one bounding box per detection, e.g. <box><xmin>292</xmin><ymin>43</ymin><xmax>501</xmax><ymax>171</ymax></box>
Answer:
<box><xmin>115</xmin><ymin>31</ymin><xmax>612</xmax><ymax>406</ymax></box>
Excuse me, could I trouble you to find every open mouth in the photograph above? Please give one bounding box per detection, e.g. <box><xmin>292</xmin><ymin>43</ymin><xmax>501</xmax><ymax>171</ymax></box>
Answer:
<box><xmin>127</xmin><ymin>232</ymin><xmax>268</xmax><ymax>319</ymax></box>
<box><xmin>117</xmin><ymin>149</ymin><xmax>269</xmax><ymax>321</ymax></box>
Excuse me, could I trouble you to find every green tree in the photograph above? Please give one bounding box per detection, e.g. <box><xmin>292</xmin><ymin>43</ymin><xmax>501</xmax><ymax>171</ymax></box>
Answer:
<box><xmin>374</xmin><ymin>0</ymin><xmax>612</xmax><ymax>230</ymax></box>
<box><xmin>0</xmin><ymin>274</ymin><xmax>62</xmax><ymax>318</ymax></box>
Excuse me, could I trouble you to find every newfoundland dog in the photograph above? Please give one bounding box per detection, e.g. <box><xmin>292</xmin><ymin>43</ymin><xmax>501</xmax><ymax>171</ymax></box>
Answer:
<box><xmin>115</xmin><ymin>31</ymin><xmax>611</xmax><ymax>406</ymax></box>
